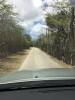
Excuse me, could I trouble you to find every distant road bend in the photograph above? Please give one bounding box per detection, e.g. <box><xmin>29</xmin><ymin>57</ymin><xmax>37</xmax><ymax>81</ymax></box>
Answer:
<box><xmin>19</xmin><ymin>47</ymin><xmax>71</xmax><ymax>71</ymax></box>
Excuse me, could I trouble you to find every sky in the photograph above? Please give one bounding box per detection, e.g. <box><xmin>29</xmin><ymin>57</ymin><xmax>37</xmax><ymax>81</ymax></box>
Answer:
<box><xmin>8</xmin><ymin>0</ymin><xmax>73</xmax><ymax>39</ymax></box>
<box><xmin>8</xmin><ymin>0</ymin><xmax>57</xmax><ymax>39</ymax></box>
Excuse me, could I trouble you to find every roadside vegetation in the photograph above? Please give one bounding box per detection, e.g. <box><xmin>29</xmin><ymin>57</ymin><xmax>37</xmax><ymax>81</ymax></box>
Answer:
<box><xmin>35</xmin><ymin>0</ymin><xmax>75</xmax><ymax>66</ymax></box>
<box><xmin>0</xmin><ymin>0</ymin><xmax>32</xmax><ymax>58</ymax></box>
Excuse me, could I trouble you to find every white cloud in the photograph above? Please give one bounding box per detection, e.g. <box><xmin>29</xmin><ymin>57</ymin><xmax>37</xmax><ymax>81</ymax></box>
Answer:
<box><xmin>9</xmin><ymin>0</ymin><xmax>42</xmax><ymax>21</ymax></box>
<box><xmin>33</xmin><ymin>0</ymin><xmax>42</xmax><ymax>8</ymax></box>
<box><xmin>29</xmin><ymin>22</ymin><xmax>48</xmax><ymax>39</ymax></box>
<box><xmin>31</xmin><ymin>23</ymin><xmax>42</xmax><ymax>33</ymax></box>
<box><xmin>8</xmin><ymin>0</ymin><xmax>49</xmax><ymax>39</ymax></box>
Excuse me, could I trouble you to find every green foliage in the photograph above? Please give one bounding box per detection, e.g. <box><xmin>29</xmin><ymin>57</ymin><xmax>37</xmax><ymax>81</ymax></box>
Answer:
<box><xmin>36</xmin><ymin>6</ymin><xmax>74</xmax><ymax>65</ymax></box>
<box><xmin>46</xmin><ymin>10</ymin><xmax>70</xmax><ymax>28</ymax></box>
<box><xmin>0</xmin><ymin>0</ymin><xmax>32</xmax><ymax>58</ymax></box>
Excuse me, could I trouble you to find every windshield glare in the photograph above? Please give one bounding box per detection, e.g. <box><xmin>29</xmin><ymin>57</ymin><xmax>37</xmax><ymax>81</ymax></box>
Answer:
<box><xmin>0</xmin><ymin>0</ymin><xmax>75</xmax><ymax>81</ymax></box>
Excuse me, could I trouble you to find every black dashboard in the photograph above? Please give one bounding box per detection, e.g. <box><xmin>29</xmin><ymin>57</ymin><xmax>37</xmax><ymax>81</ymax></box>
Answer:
<box><xmin>0</xmin><ymin>86</ymin><xmax>75</xmax><ymax>100</ymax></box>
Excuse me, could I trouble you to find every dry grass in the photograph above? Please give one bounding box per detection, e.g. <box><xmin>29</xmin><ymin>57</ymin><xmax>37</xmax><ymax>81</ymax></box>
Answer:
<box><xmin>0</xmin><ymin>49</ymin><xmax>30</xmax><ymax>76</ymax></box>
<box><xmin>49</xmin><ymin>55</ymin><xmax>72</xmax><ymax>68</ymax></box>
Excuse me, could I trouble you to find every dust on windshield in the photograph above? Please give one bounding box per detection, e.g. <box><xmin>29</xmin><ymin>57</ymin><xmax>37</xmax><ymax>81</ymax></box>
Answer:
<box><xmin>0</xmin><ymin>0</ymin><xmax>75</xmax><ymax>76</ymax></box>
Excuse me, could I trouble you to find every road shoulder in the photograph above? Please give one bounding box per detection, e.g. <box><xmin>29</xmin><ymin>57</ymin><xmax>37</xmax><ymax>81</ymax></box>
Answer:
<box><xmin>0</xmin><ymin>49</ymin><xmax>30</xmax><ymax>76</ymax></box>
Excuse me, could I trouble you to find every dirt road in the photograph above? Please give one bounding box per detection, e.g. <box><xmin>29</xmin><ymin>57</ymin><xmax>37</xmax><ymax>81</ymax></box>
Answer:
<box><xmin>19</xmin><ymin>47</ymin><xmax>71</xmax><ymax>71</ymax></box>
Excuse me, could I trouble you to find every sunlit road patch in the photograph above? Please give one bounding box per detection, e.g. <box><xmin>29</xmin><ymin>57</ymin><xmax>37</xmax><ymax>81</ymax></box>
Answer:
<box><xmin>19</xmin><ymin>47</ymin><xmax>71</xmax><ymax>71</ymax></box>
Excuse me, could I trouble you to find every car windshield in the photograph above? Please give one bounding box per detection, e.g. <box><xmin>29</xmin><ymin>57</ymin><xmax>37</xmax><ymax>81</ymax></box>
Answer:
<box><xmin>0</xmin><ymin>0</ymin><xmax>75</xmax><ymax>83</ymax></box>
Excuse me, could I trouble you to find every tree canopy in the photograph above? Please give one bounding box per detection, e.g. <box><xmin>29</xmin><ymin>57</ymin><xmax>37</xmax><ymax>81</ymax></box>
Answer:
<box><xmin>0</xmin><ymin>0</ymin><xmax>32</xmax><ymax>58</ymax></box>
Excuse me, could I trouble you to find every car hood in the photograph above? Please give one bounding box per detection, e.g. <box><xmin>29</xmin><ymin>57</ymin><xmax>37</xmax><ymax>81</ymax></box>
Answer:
<box><xmin>0</xmin><ymin>68</ymin><xmax>75</xmax><ymax>84</ymax></box>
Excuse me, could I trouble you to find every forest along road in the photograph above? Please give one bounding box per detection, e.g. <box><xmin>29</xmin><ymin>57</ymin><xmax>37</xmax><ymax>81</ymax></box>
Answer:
<box><xmin>19</xmin><ymin>47</ymin><xmax>71</xmax><ymax>71</ymax></box>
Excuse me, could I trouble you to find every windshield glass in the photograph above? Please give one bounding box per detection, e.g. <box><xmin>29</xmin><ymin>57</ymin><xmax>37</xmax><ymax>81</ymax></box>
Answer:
<box><xmin>0</xmin><ymin>0</ymin><xmax>75</xmax><ymax>83</ymax></box>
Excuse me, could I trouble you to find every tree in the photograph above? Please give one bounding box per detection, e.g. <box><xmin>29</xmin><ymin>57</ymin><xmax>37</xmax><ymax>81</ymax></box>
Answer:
<box><xmin>36</xmin><ymin>0</ymin><xmax>75</xmax><ymax>65</ymax></box>
<box><xmin>0</xmin><ymin>0</ymin><xmax>32</xmax><ymax>58</ymax></box>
